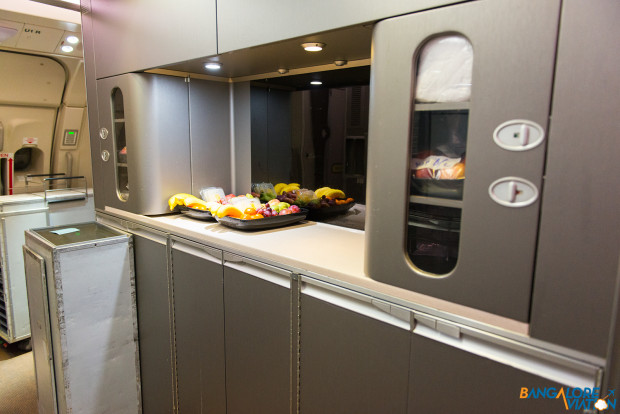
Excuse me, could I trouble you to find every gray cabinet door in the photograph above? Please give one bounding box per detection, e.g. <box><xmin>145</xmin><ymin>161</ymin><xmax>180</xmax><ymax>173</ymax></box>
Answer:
<box><xmin>299</xmin><ymin>284</ymin><xmax>411</xmax><ymax>414</ymax></box>
<box><xmin>223</xmin><ymin>256</ymin><xmax>292</xmax><ymax>414</ymax></box>
<box><xmin>95</xmin><ymin>73</ymin><xmax>191</xmax><ymax>215</ymax></box>
<box><xmin>86</xmin><ymin>0</ymin><xmax>217</xmax><ymax>79</ymax></box>
<box><xmin>132</xmin><ymin>229</ymin><xmax>175</xmax><ymax>414</ymax></box>
<box><xmin>171</xmin><ymin>238</ymin><xmax>226</xmax><ymax>414</ymax></box>
<box><xmin>409</xmin><ymin>334</ymin><xmax>571</xmax><ymax>414</ymax></box>
<box><xmin>365</xmin><ymin>0</ymin><xmax>561</xmax><ymax>321</ymax></box>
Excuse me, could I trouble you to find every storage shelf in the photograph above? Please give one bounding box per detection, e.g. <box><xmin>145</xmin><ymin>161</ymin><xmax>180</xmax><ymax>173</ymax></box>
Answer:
<box><xmin>410</xmin><ymin>195</ymin><xmax>463</xmax><ymax>209</ymax></box>
<box><xmin>414</xmin><ymin>102</ymin><xmax>470</xmax><ymax>111</ymax></box>
<box><xmin>408</xmin><ymin>220</ymin><xmax>460</xmax><ymax>232</ymax></box>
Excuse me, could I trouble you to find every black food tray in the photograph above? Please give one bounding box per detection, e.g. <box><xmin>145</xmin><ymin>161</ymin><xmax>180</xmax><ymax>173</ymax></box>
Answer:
<box><xmin>214</xmin><ymin>209</ymin><xmax>308</xmax><ymax>230</ymax></box>
<box><xmin>306</xmin><ymin>201</ymin><xmax>355</xmax><ymax>221</ymax></box>
<box><xmin>181</xmin><ymin>206</ymin><xmax>214</xmax><ymax>220</ymax></box>
<box><xmin>411</xmin><ymin>178</ymin><xmax>464</xmax><ymax>199</ymax></box>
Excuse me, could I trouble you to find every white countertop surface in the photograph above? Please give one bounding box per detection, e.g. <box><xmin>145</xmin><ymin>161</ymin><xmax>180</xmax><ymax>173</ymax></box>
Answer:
<box><xmin>102</xmin><ymin>206</ymin><xmax>530</xmax><ymax>337</ymax></box>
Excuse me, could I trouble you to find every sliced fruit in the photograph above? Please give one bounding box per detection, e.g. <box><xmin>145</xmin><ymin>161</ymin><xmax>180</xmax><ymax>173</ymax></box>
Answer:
<box><xmin>168</xmin><ymin>193</ymin><xmax>195</xmax><ymax>210</ymax></box>
<box><xmin>205</xmin><ymin>201</ymin><xmax>222</xmax><ymax>215</ymax></box>
<box><xmin>186</xmin><ymin>199</ymin><xmax>209</xmax><ymax>210</ymax></box>
<box><xmin>216</xmin><ymin>204</ymin><xmax>243</xmax><ymax>219</ymax></box>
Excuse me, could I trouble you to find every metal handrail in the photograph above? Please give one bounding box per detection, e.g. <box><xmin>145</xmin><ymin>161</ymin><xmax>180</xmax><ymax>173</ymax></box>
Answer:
<box><xmin>25</xmin><ymin>173</ymin><xmax>66</xmax><ymax>188</ymax></box>
<box><xmin>43</xmin><ymin>176</ymin><xmax>87</xmax><ymax>203</ymax></box>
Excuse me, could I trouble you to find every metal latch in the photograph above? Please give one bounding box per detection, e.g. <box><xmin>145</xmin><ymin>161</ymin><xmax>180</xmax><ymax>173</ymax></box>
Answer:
<box><xmin>414</xmin><ymin>313</ymin><xmax>461</xmax><ymax>339</ymax></box>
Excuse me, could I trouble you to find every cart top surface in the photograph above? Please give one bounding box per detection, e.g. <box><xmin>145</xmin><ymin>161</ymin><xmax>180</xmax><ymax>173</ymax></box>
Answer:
<box><xmin>32</xmin><ymin>222</ymin><xmax>125</xmax><ymax>246</ymax></box>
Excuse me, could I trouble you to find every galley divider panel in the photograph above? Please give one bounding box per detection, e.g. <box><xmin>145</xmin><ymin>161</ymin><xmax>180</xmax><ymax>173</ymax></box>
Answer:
<box><xmin>365</xmin><ymin>0</ymin><xmax>561</xmax><ymax>321</ymax></box>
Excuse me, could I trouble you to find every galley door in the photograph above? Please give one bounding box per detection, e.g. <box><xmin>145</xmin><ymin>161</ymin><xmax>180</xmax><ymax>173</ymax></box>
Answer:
<box><xmin>0</xmin><ymin>52</ymin><xmax>65</xmax><ymax>193</ymax></box>
<box><xmin>365</xmin><ymin>0</ymin><xmax>561</xmax><ymax>321</ymax></box>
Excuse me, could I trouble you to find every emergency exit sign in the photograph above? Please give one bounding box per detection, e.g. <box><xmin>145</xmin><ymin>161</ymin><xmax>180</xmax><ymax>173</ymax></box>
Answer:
<box><xmin>23</xmin><ymin>137</ymin><xmax>38</xmax><ymax>145</ymax></box>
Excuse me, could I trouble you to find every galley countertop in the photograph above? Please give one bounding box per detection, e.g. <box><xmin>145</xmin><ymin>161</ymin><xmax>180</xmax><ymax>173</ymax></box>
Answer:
<box><xmin>100</xmin><ymin>206</ymin><xmax>530</xmax><ymax>337</ymax></box>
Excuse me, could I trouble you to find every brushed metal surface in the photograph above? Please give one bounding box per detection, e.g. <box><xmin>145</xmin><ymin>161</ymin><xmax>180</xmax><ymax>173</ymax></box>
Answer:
<box><xmin>96</xmin><ymin>73</ymin><xmax>192</xmax><ymax>215</ymax></box>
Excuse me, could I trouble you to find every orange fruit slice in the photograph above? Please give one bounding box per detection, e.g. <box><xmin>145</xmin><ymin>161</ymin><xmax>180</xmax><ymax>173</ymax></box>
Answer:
<box><xmin>216</xmin><ymin>204</ymin><xmax>243</xmax><ymax>218</ymax></box>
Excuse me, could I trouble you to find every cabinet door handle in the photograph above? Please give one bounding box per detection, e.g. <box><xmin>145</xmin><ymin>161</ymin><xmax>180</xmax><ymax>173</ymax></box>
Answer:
<box><xmin>127</xmin><ymin>225</ymin><xmax>167</xmax><ymax>245</ymax></box>
<box><xmin>224</xmin><ymin>254</ymin><xmax>291</xmax><ymax>289</ymax></box>
<box><xmin>519</xmin><ymin>124</ymin><xmax>530</xmax><ymax>146</ymax></box>
<box><xmin>171</xmin><ymin>239</ymin><xmax>222</xmax><ymax>264</ymax></box>
<box><xmin>301</xmin><ymin>279</ymin><xmax>411</xmax><ymax>330</ymax></box>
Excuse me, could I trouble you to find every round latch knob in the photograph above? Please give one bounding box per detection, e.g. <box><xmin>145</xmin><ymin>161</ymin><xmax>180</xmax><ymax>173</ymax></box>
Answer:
<box><xmin>493</xmin><ymin>120</ymin><xmax>544</xmax><ymax>151</ymax></box>
<box><xmin>101</xmin><ymin>150</ymin><xmax>110</xmax><ymax>162</ymax></box>
<box><xmin>488</xmin><ymin>177</ymin><xmax>538</xmax><ymax>208</ymax></box>
<box><xmin>99</xmin><ymin>127</ymin><xmax>109</xmax><ymax>140</ymax></box>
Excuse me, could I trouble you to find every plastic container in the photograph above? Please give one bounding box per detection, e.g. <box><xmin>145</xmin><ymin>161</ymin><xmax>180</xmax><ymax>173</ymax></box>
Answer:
<box><xmin>200</xmin><ymin>187</ymin><xmax>226</xmax><ymax>202</ymax></box>
<box><xmin>252</xmin><ymin>182</ymin><xmax>277</xmax><ymax>202</ymax></box>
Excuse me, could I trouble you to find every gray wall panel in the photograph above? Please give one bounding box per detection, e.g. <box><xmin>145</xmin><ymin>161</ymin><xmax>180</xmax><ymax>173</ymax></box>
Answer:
<box><xmin>81</xmin><ymin>0</ymin><xmax>105</xmax><ymax>210</ymax></box>
<box><xmin>530</xmin><ymin>0</ymin><xmax>620</xmax><ymax>357</ymax></box>
<box><xmin>216</xmin><ymin>0</ymin><xmax>467</xmax><ymax>54</ymax></box>
<box><xmin>189</xmin><ymin>79</ymin><xmax>232</xmax><ymax>194</ymax></box>
<box><xmin>232</xmin><ymin>82</ymin><xmax>252</xmax><ymax>194</ymax></box>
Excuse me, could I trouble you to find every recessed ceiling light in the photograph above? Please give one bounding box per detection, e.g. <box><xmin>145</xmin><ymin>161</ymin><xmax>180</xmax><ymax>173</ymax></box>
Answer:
<box><xmin>310</xmin><ymin>81</ymin><xmax>322</xmax><ymax>85</ymax></box>
<box><xmin>66</xmin><ymin>35</ymin><xmax>79</xmax><ymax>44</ymax></box>
<box><xmin>61</xmin><ymin>45</ymin><xmax>74</xmax><ymax>53</ymax></box>
<box><xmin>204</xmin><ymin>62</ymin><xmax>222</xmax><ymax>70</ymax></box>
<box><xmin>302</xmin><ymin>42</ymin><xmax>325</xmax><ymax>52</ymax></box>
<box><xmin>0</xmin><ymin>27</ymin><xmax>18</xmax><ymax>42</ymax></box>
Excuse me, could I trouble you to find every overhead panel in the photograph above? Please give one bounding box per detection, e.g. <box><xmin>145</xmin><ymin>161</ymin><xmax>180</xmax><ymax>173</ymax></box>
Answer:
<box><xmin>15</xmin><ymin>23</ymin><xmax>64</xmax><ymax>53</ymax></box>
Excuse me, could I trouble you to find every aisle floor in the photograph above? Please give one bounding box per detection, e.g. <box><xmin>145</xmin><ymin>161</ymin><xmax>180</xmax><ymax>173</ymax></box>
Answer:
<box><xmin>0</xmin><ymin>340</ymin><xmax>37</xmax><ymax>414</ymax></box>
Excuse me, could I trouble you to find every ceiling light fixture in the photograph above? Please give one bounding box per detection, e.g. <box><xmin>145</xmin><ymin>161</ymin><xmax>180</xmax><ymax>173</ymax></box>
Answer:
<box><xmin>310</xmin><ymin>81</ymin><xmax>323</xmax><ymax>85</ymax></box>
<box><xmin>334</xmin><ymin>59</ymin><xmax>348</xmax><ymax>67</ymax></box>
<box><xmin>61</xmin><ymin>45</ymin><xmax>74</xmax><ymax>53</ymax></box>
<box><xmin>302</xmin><ymin>42</ymin><xmax>325</xmax><ymax>52</ymax></box>
<box><xmin>204</xmin><ymin>62</ymin><xmax>222</xmax><ymax>70</ymax></box>
<box><xmin>66</xmin><ymin>35</ymin><xmax>80</xmax><ymax>44</ymax></box>
<box><xmin>0</xmin><ymin>27</ymin><xmax>18</xmax><ymax>43</ymax></box>
<box><xmin>277</xmin><ymin>68</ymin><xmax>289</xmax><ymax>74</ymax></box>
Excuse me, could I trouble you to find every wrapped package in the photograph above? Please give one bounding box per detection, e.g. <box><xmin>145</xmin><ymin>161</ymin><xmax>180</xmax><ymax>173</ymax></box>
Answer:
<box><xmin>200</xmin><ymin>187</ymin><xmax>226</xmax><ymax>202</ymax></box>
<box><xmin>412</xmin><ymin>155</ymin><xmax>465</xmax><ymax>179</ymax></box>
<box><xmin>415</xmin><ymin>35</ymin><xmax>473</xmax><ymax>103</ymax></box>
<box><xmin>251</xmin><ymin>182</ymin><xmax>277</xmax><ymax>202</ymax></box>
